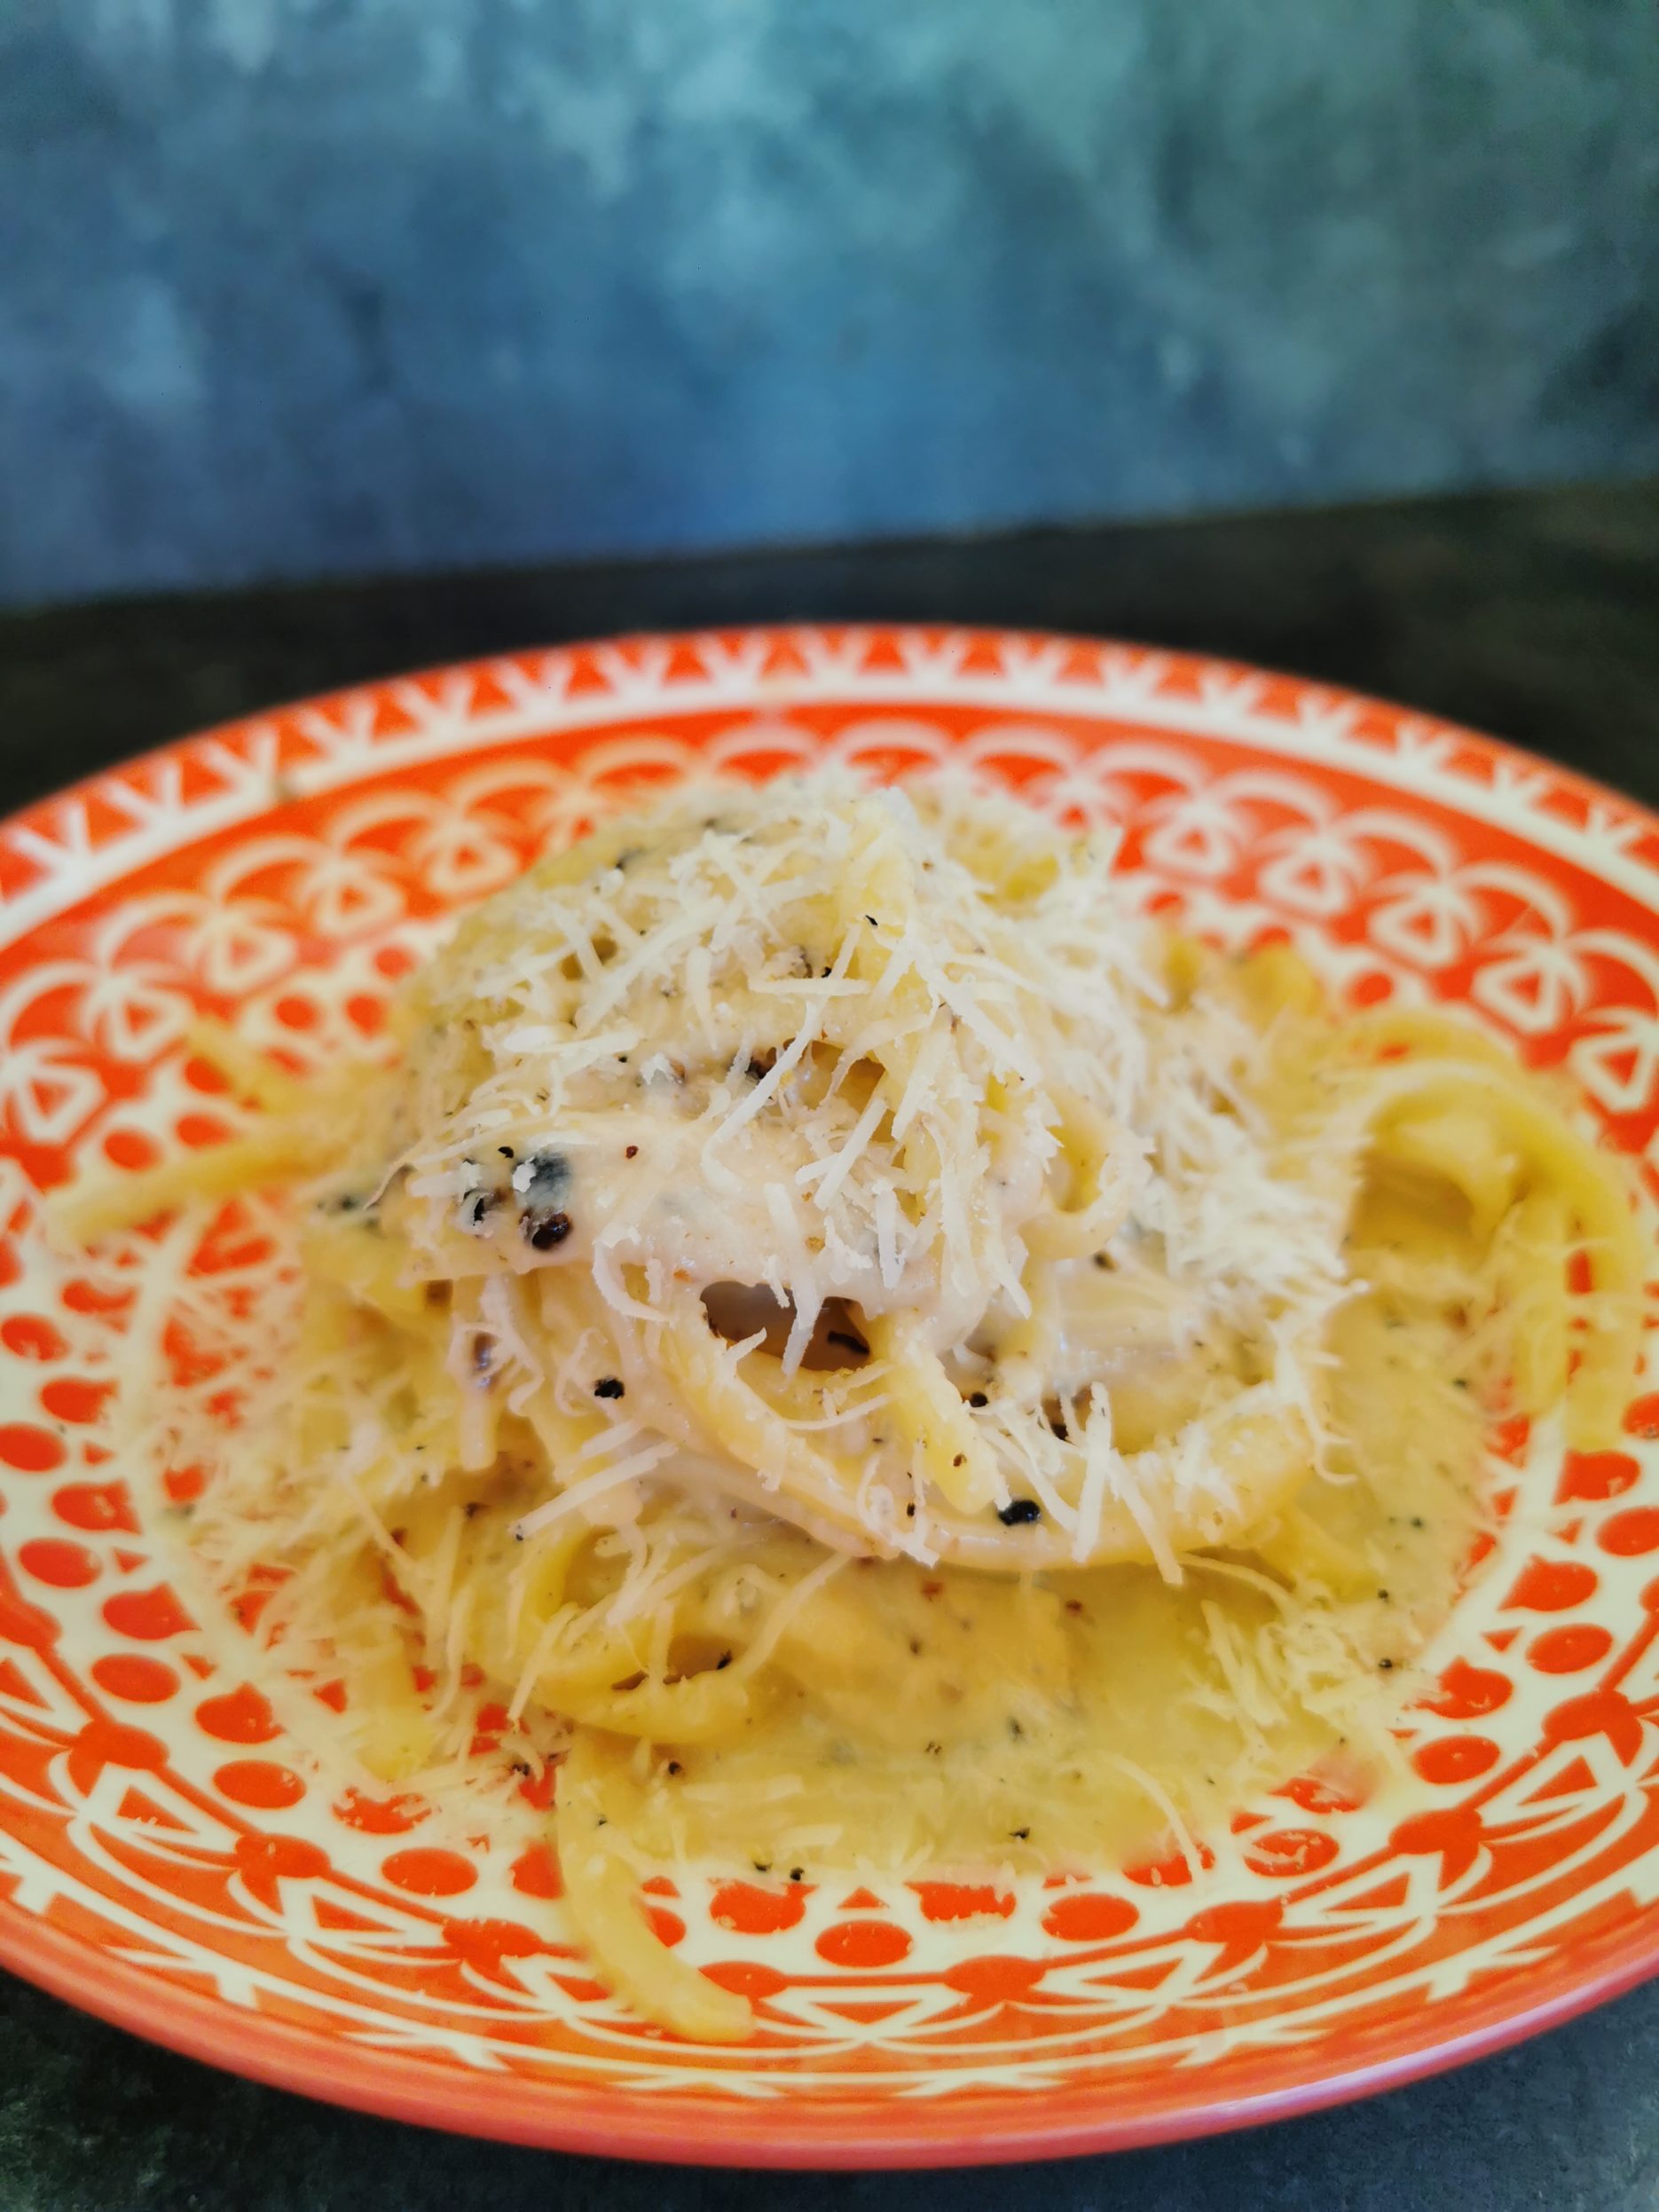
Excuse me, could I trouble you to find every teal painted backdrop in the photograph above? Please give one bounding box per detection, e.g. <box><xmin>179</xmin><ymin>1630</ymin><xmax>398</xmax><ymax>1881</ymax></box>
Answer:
<box><xmin>2</xmin><ymin>0</ymin><xmax>1655</xmax><ymax>605</ymax></box>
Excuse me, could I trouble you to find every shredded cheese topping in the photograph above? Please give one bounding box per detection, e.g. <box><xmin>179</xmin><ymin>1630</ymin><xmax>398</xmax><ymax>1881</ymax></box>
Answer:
<box><xmin>288</xmin><ymin>771</ymin><xmax>1358</xmax><ymax>1570</ymax></box>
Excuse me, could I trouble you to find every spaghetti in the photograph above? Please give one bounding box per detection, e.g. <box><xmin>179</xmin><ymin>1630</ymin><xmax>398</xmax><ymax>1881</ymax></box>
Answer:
<box><xmin>57</xmin><ymin>770</ymin><xmax>1644</xmax><ymax>2041</ymax></box>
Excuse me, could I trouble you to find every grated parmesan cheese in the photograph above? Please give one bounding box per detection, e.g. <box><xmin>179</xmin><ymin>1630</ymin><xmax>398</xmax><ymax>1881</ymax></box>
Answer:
<box><xmin>320</xmin><ymin>768</ymin><xmax>1356</xmax><ymax>1561</ymax></box>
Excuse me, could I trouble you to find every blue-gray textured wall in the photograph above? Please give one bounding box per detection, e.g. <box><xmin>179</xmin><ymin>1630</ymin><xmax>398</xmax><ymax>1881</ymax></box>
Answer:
<box><xmin>3</xmin><ymin>0</ymin><xmax>1655</xmax><ymax>608</ymax></box>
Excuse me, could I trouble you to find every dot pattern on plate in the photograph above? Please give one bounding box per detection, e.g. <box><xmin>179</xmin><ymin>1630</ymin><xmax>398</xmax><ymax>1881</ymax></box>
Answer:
<box><xmin>3</xmin><ymin>629</ymin><xmax>1659</xmax><ymax>2161</ymax></box>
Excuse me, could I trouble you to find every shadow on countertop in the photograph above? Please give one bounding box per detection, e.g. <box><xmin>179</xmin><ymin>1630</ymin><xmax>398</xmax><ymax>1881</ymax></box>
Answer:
<box><xmin>3</xmin><ymin>480</ymin><xmax>1657</xmax><ymax>811</ymax></box>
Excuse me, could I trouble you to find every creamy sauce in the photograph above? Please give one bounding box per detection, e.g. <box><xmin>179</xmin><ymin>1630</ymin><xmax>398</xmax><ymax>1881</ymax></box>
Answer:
<box><xmin>598</xmin><ymin>1273</ymin><xmax>1488</xmax><ymax>1879</ymax></box>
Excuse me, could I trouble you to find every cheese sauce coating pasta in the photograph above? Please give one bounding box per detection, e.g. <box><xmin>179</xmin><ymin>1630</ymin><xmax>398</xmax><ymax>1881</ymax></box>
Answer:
<box><xmin>59</xmin><ymin>772</ymin><xmax>1644</xmax><ymax>2042</ymax></box>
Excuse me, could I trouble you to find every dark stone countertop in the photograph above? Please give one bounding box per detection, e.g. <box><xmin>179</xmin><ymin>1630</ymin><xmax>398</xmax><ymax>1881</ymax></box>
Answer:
<box><xmin>2</xmin><ymin>481</ymin><xmax>1657</xmax><ymax>2212</ymax></box>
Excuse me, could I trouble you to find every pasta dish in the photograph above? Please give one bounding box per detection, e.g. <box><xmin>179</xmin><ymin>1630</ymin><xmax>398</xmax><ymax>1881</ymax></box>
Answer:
<box><xmin>59</xmin><ymin>770</ymin><xmax>1643</xmax><ymax>2042</ymax></box>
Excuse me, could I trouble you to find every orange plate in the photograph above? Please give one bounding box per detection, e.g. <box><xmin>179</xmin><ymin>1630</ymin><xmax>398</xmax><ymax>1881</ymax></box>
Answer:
<box><xmin>2</xmin><ymin>627</ymin><xmax>1658</xmax><ymax>2167</ymax></box>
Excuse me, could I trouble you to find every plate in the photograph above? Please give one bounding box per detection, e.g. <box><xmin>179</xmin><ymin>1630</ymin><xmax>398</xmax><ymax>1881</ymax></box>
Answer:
<box><xmin>2</xmin><ymin>626</ymin><xmax>1658</xmax><ymax>2168</ymax></box>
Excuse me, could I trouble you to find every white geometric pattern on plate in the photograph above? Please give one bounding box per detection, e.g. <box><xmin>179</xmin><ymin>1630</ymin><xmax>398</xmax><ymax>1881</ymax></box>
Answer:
<box><xmin>2</xmin><ymin>628</ymin><xmax>1657</xmax><ymax>2159</ymax></box>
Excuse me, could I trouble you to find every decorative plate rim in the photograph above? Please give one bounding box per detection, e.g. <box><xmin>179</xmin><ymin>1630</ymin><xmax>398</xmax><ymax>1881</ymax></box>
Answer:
<box><xmin>4</xmin><ymin>624</ymin><xmax>1659</xmax><ymax>2169</ymax></box>
<box><xmin>4</xmin><ymin>1876</ymin><xmax>1659</xmax><ymax>2167</ymax></box>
